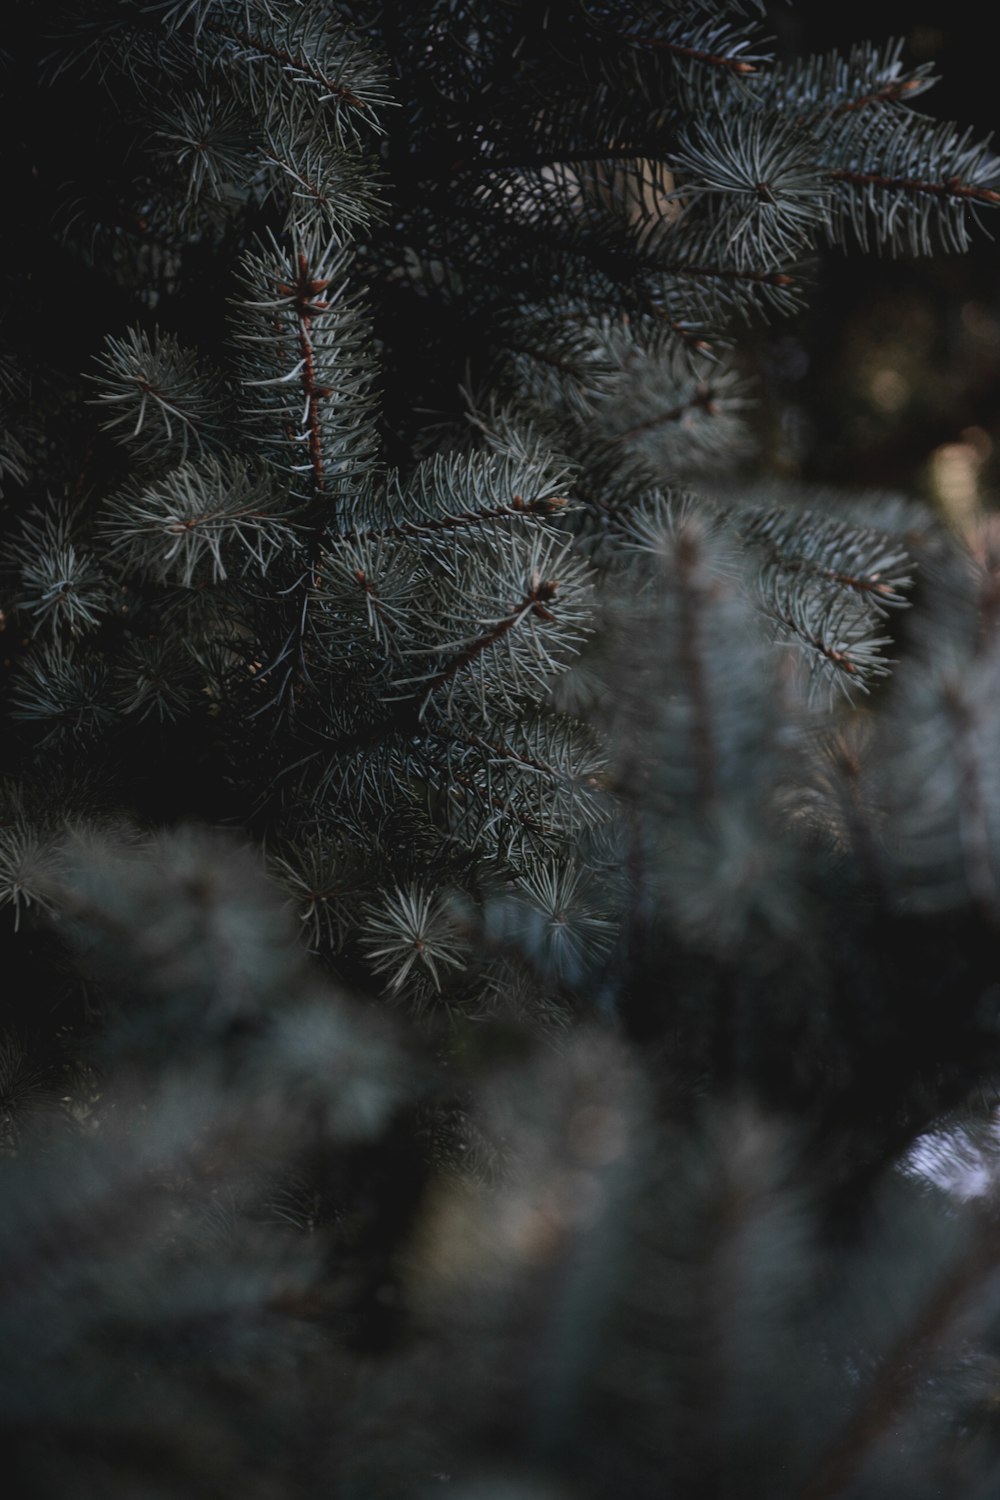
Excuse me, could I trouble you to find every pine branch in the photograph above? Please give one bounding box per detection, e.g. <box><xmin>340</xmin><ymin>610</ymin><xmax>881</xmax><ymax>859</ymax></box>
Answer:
<box><xmin>90</xmin><ymin>326</ymin><xmax>223</xmax><ymax>466</ymax></box>
<box><xmin>393</xmin><ymin>534</ymin><xmax>594</xmax><ymax>723</ymax></box>
<box><xmin>583</xmin><ymin>4</ymin><xmax>769</xmax><ymax>76</ymax></box>
<box><xmin>762</xmin><ymin>40</ymin><xmax>936</xmax><ymax>127</ymax></box>
<box><xmin>100</xmin><ymin>454</ymin><xmax>297</xmax><ymax>587</ymax></box>
<box><xmin>827</xmin><ymin>165</ymin><xmax>1000</xmax><ymax>207</ymax></box>
<box><xmin>233</xmin><ymin>232</ymin><xmax>380</xmax><ymax>502</ymax></box>
<box><xmin>11</xmin><ymin>506</ymin><xmax>110</xmax><ymax>639</ymax></box>
<box><xmin>670</xmin><ymin>113</ymin><xmax>831</xmax><ymax>272</ymax></box>
<box><xmin>739</xmin><ymin>507</ymin><xmax>913</xmax><ymax>613</ymax></box>
<box><xmin>202</xmin><ymin>3</ymin><xmax>393</xmax><ymax>141</ymax></box>
<box><xmin>336</xmin><ymin>491</ymin><xmax>569</xmax><ymax>545</ymax></box>
<box><xmin>823</xmin><ymin>117</ymin><xmax>1000</xmax><ymax>255</ymax></box>
<box><xmin>611</xmin><ymin>378</ymin><xmax>722</xmax><ymax>445</ymax></box>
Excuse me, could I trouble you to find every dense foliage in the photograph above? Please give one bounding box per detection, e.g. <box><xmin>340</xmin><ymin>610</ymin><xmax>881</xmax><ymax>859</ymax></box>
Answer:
<box><xmin>4</xmin><ymin>3</ymin><xmax>1000</xmax><ymax>1497</ymax></box>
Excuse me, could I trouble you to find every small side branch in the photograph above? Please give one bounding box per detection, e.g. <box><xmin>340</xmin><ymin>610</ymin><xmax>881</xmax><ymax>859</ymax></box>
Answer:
<box><xmin>828</xmin><ymin>167</ymin><xmax>1000</xmax><ymax>205</ymax></box>
<box><xmin>278</xmin><ymin>250</ymin><xmax>334</xmax><ymax>499</ymax></box>
<box><xmin>830</xmin><ymin>78</ymin><xmax>925</xmax><ymax>116</ymax></box>
<box><xmin>613</xmin><ymin>384</ymin><xmax>719</xmax><ymax>444</ymax></box>
<box><xmin>612</xmin><ymin>32</ymin><xmax>755</xmax><ymax>74</ymax></box>
<box><xmin>334</xmin><ymin>494</ymin><xmax>567</xmax><ymax>545</ymax></box>
<box><xmin>779</xmin><ymin>613</ymin><xmax>860</xmax><ymax>681</ymax></box>
<box><xmin>420</xmin><ymin>578</ymin><xmax>561</xmax><ymax>709</ymax></box>
<box><xmin>661</xmin><ymin>261</ymin><xmax>796</xmax><ymax>289</ymax></box>
<box><xmin>205</xmin><ymin>21</ymin><xmax>369</xmax><ymax>112</ymax></box>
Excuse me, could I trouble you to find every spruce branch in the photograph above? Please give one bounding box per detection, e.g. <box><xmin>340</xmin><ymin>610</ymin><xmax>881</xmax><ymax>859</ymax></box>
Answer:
<box><xmin>0</xmin><ymin>351</ymin><xmax>31</xmax><ymax>495</ymax></box>
<box><xmin>331</xmin><ymin>449</ymin><xmax>574</xmax><ymax>551</ymax></box>
<box><xmin>0</xmin><ymin>1032</ymin><xmax>71</xmax><ymax>1148</ymax></box>
<box><xmin>100</xmin><ymin>453</ymin><xmax>297</xmax><ymax>586</ymax></box>
<box><xmin>10</xmin><ymin>644</ymin><xmax>117</xmax><ymax>748</ymax></box>
<box><xmin>802</xmin><ymin>1211</ymin><xmax>1000</xmax><ymax>1500</ymax></box>
<box><xmin>113</xmin><ymin>634</ymin><xmax>202</xmax><ymax>723</ymax></box>
<box><xmin>653</xmin><ymin>256</ymin><xmax>803</xmax><ymax>324</ymax></box>
<box><xmin>360</xmin><ymin>883</ymin><xmax>468</xmax><ymax>995</ymax></box>
<box><xmin>425</xmin><ymin>714</ymin><xmax>609</xmax><ymax>863</ymax></box>
<box><xmin>769</xmin><ymin>586</ymin><xmax>896</xmax><ymax>702</ymax></box>
<box><xmin>261</xmin><ymin>135</ymin><xmax>386</xmax><ymax>240</ymax></box>
<box><xmin>232</xmin><ymin>232</ymin><xmax>380</xmax><ymax>502</ymax></box>
<box><xmin>11</xmin><ymin>507</ymin><xmax>110</xmax><ymax>639</ymax></box>
<box><xmin>756</xmin><ymin>40</ymin><xmax>936</xmax><ymax>128</ymax></box>
<box><xmin>0</xmin><ymin>824</ymin><xmax>60</xmax><ymax>932</ymax></box>
<box><xmin>738</xmin><ymin>507</ymin><xmax>913</xmax><ymax>616</ymax></box>
<box><xmin>313</xmin><ymin>534</ymin><xmax>424</xmax><ymax>656</ymax></box>
<box><xmin>90</xmin><ymin>325</ymin><xmax>223</xmax><ymax>466</ymax></box>
<box><xmin>582</xmin><ymin>2</ymin><xmax>770</xmax><ymax>77</ymax></box>
<box><xmin>605</xmin><ymin>509</ymin><xmax>804</xmax><ymax>947</ymax></box>
<box><xmin>823</xmin><ymin>117</ymin><xmax>1000</xmax><ymax>256</ymax></box>
<box><xmin>202</xmin><ymin>1</ymin><xmax>394</xmax><ymax>143</ymax></box>
<box><xmin>394</xmin><ymin>533</ymin><xmax>594</xmax><ymax>723</ymax></box>
<box><xmin>670</xmin><ymin>113</ymin><xmax>831</xmax><ymax>272</ymax></box>
<box><xmin>734</xmin><ymin>507</ymin><xmax>914</xmax><ymax>703</ymax></box>
<box><xmin>149</xmin><ymin>86</ymin><xmax>258</xmax><ymax>214</ymax></box>
<box><xmin>481</xmin><ymin>861</ymin><xmax>615</xmax><ymax>985</ymax></box>
<box><xmin>597</xmin><ymin>341</ymin><xmax>753</xmax><ymax>479</ymax></box>
<box><xmin>9</xmin><ymin>7</ymin><xmax>1000</xmax><ymax>1488</ymax></box>
<box><xmin>268</xmin><ymin>826</ymin><xmax>369</xmax><ymax>952</ymax></box>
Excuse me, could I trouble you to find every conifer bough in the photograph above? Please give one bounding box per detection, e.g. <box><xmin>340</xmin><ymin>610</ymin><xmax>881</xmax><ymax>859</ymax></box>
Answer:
<box><xmin>3</xmin><ymin>3</ymin><xmax>1000</xmax><ymax>1498</ymax></box>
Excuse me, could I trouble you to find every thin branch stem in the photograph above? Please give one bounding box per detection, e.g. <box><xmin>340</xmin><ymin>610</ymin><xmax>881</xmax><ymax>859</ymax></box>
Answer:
<box><xmin>205</xmin><ymin>21</ymin><xmax>369</xmax><ymax>112</ymax></box>
<box><xmin>333</xmin><ymin>494</ymin><xmax>567</xmax><ymax>545</ymax></box>
<box><xmin>613</xmin><ymin>383</ymin><xmax>719</xmax><ymax>444</ymax></box>
<box><xmin>828</xmin><ymin>167</ymin><xmax>1000</xmax><ymax>205</ymax></box>
<box><xmin>420</xmin><ymin>578</ymin><xmax>560</xmax><ymax>709</ymax></box>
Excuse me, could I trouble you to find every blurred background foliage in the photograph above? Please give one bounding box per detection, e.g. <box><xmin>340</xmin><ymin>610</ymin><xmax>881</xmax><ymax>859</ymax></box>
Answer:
<box><xmin>758</xmin><ymin>1</ymin><xmax>1000</xmax><ymax>531</ymax></box>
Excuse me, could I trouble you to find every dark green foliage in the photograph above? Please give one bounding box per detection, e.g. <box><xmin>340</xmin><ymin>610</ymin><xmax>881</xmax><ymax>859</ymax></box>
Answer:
<box><xmin>4</xmin><ymin>2</ymin><xmax>1000</xmax><ymax>1496</ymax></box>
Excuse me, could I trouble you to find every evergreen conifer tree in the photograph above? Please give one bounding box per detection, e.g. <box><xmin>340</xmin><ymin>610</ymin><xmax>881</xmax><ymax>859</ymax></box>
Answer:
<box><xmin>4</xmin><ymin>3</ymin><xmax>1000</xmax><ymax>1496</ymax></box>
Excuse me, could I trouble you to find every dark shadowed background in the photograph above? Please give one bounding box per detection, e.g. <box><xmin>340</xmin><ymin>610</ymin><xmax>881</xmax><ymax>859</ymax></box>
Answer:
<box><xmin>756</xmin><ymin>1</ymin><xmax>1000</xmax><ymax>520</ymax></box>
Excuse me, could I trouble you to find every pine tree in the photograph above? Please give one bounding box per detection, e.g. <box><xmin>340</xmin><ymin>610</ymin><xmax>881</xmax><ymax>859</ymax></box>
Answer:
<box><xmin>4</xmin><ymin>3</ymin><xmax>1000</xmax><ymax>1497</ymax></box>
